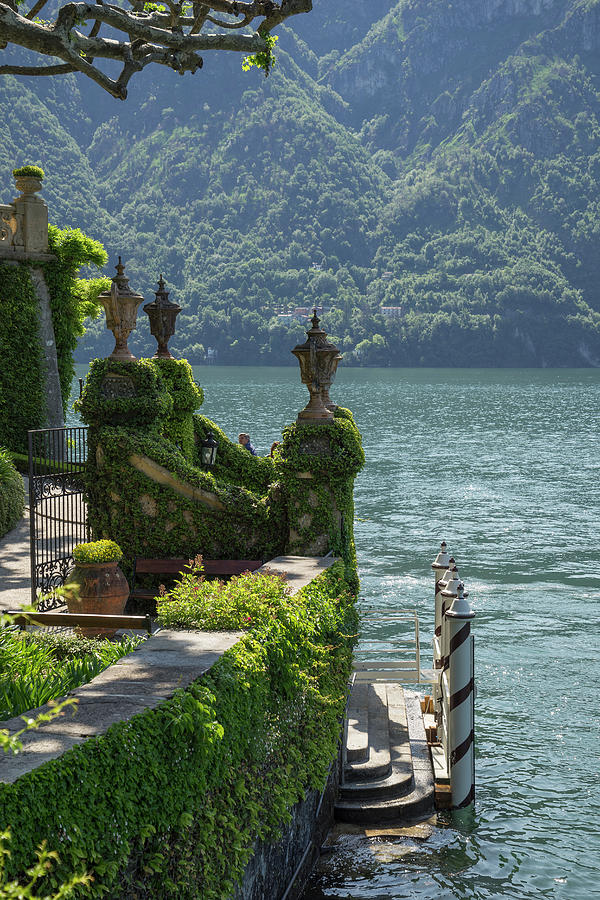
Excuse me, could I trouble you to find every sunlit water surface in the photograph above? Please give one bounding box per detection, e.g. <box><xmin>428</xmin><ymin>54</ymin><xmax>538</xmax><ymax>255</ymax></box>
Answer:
<box><xmin>72</xmin><ymin>365</ymin><xmax>600</xmax><ymax>899</ymax></box>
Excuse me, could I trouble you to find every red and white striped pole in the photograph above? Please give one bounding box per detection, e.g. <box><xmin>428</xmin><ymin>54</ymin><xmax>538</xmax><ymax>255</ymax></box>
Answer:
<box><xmin>446</xmin><ymin>581</ymin><xmax>475</xmax><ymax>808</ymax></box>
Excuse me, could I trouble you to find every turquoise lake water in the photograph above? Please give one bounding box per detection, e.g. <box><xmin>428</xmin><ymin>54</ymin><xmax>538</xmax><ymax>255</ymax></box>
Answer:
<box><xmin>72</xmin><ymin>365</ymin><xmax>600</xmax><ymax>899</ymax></box>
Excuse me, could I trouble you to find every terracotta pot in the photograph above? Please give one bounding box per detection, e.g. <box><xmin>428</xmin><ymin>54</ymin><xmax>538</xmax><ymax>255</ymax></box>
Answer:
<box><xmin>64</xmin><ymin>560</ymin><xmax>129</xmax><ymax>638</ymax></box>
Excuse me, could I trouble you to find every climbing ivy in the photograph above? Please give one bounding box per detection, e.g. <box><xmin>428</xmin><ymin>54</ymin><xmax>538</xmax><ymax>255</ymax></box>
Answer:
<box><xmin>0</xmin><ymin>449</ymin><xmax>24</xmax><ymax>538</ymax></box>
<box><xmin>150</xmin><ymin>358</ymin><xmax>204</xmax><ymax>460</ymax></box>
<box><xmin>0</xmin><ymin>563</ymin><xmax>357</xmax><ymax>898</ymax></box>
<box><xmin>276</xmin><ymin>409</ymin><xmax>364</xmax><ymax>584</ymax></box>
<box><xmin>77</xmin><ymin>358</ymin><xmax>363</xmax><ymax>596</ymax></box>
<box><xmin>0</xmin><ymin>225</ymin><xmax>107</xmax><ymax>452</ymax></box>
<box><xmin>0</xmin><ymin>264</ymin><xmax>45</xmax><ymax>452</ymax></box>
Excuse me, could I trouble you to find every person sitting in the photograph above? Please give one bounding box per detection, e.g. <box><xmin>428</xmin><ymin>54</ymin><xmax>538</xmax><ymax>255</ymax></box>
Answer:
<box><xmin>238</xmin><ymin>433</ymin><xmax>257</xmax><ymax>456</ymax></box>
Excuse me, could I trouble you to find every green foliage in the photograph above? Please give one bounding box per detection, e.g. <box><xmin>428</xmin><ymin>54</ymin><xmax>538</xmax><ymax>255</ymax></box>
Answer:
<box><xmin>17</xmin><ymin>630</ymin><xmax>135</xmax><ymax>662</ymax></box>
<box><xmin>0</xmin><ymin>830</ymin><xmax>92</xmax><ymax>899</ymax></box>
<box><xmin>0</xmin><ymin>224</ymin><xmax>107</xmax><ymax>453</ymax></box>
<box><xmin>242</xmin><ymin>34</ymin><xmax>279</xmax><ymax>76</ymax></box>
<box><xmin>72</xmin><ymin>540</ymin><xmax>123</xmax><ymax>564</ymax></box>
<box><xmin>0</xmin><ymin>264</ymin><xmax>45</xmax><ymax>452</ymax></box>
<box><xmin>156</xmin><ymin>564</ymin><xmax>292</xmax><ymax>630</ymax></box>
<box><xmin>149</xmin><ymin>359</ymin><xmax>203</xmax><ymax>460</ymax></box>
<box><xmin>76</xmin><ymin>358</ymin><xmax>173</xmax><ymax>430</ymax></box>
<box><xmin>0</xmin><ymin>631</ymin><xmax>142</xmax><ymax>719</ymax></box>
<box><xmin>0</xmin><ymin>450</ymin><xmax>24</xmax><ymax>538</ymax></box>
<box><xmin>0</xmin><ymin>564</ymin><xmax>357</xmax><ymax>897</ymax></box>
<box><xmin>276</xmin><ymin>408</ymin><xmax>364</xmax><ymax>580</ymax></box>
<box><xmin>43</xmin><ymin>226</ymin><xmax>107</xmax><ymax>408</ymax></box>
<box><xmin>11</xmin><ymin>165</ymin><xmax>44</xmax><ymax>179</ymax></box>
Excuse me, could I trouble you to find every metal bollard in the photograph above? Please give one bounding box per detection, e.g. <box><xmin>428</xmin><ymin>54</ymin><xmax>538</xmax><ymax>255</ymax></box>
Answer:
<box><xmin>440</xmin><ymin>560</ymin><xmax>460</xmax><ymax>670</ymax></box>
<box><xmin>446</xmin><ymin>582</ymin><xmax>475</xmax><ymax>808</ymax></box>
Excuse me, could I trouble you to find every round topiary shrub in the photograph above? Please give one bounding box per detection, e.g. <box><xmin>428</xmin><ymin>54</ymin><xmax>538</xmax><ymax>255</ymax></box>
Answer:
<box><xmin>0</xmin><ymin>448</ymin><xmax>25</xmax><ymax>538</ymax></box>
<box><xmin>72</xmin><ymin>539</ymin><xmax>123</xmax><ymax>564</ymax></box>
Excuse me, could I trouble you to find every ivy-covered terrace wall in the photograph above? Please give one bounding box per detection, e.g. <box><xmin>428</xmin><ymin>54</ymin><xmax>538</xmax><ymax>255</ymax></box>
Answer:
<box><xmin>76</xmin><ymin>356</ymin><xmax>364</xmax><ymax>582</ymax></box>
<box><xmin>0</xmin><ymin>563</ymin><xmax>358</xmax><ymax>898</ymax></box>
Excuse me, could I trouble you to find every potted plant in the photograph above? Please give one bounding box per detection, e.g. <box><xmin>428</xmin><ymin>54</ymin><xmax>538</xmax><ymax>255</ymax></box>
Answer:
<box><xmin>64</xmin><ymin>540</ymin><xmax>129</xmax><ymax>637</ymax></box>
<box><xmin>12</xmin><ymin>164</ymin><xmax>45</xmax><ymax>195</ymax></box>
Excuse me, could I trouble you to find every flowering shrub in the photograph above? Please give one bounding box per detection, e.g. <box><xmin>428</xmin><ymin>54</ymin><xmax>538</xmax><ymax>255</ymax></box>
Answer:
<box><xmin>156</xmin><ymin>560</ymin><xmax>292</xmax><ymax>631</ymax></box>
<box><xmin>72</xmin><ymin>539</ymin><xmax>122</xmax><ymax>564</ymax></box>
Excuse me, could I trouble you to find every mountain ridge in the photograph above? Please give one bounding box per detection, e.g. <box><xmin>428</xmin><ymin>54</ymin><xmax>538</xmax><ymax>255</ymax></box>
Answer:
<box><xmin>0</xmin><ymin>0</ymin><xmax>598</xmax><ymax>365</ymax></box>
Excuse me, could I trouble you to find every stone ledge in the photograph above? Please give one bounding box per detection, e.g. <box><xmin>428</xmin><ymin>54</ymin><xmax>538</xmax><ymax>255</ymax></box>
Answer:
<box><xmin>0</xmin><ymin>628</ymin><xmax>242</xmax><ymax>785</ymax></box>
<box><xmin>258</xmin><ymin>555</ymin><xmax>338</xmax><ymax>595</ymax></box>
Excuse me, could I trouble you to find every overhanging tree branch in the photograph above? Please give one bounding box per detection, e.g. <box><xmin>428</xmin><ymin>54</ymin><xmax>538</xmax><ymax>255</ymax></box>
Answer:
<box><xmin>0</xmin><ymin>0</ymin><xmax>311</xmax><ymax>98</ymax></box>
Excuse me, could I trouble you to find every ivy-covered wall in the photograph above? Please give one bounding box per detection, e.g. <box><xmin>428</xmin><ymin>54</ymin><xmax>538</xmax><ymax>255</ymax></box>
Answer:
<box><xmin>0</xmin><ymin>447</ymin><xmax>25</xmax><ymax>537</ymax></box>
<box><xmin>0</xmin><ymin>564</ymin><xmax>357</xmax><ymax>899</ymax></box>
<box><xmin>77</xmin><ymin>357</ymin><xmax>364</xmax><ymax>582</ymax></box>
<box><xmin>0</xmin><ymin>226</ymin><xmax>107</xmax><ymax>453</ymax></box>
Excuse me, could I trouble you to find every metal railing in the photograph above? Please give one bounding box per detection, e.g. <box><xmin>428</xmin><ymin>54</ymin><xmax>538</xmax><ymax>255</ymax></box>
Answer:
<box><xmin>354</xmin><ymin>609</ymin><xmax>424</xmax><ymax>684</ymax></box>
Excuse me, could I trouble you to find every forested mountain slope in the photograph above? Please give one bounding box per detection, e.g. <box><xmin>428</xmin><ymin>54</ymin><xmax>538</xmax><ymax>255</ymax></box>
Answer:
<box><xmin>1</xmin><ymin>0</ymin><xmax>599</xmax><ymax>365</ymax></box>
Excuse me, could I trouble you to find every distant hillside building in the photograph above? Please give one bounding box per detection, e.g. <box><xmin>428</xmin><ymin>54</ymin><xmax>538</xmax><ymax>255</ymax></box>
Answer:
<box><xmin>277</xmin><ymin>306</ymin><xmax>329</xmax><ymax>322</ymax></box>
<box><xmin>380</xmin><ymin>306</ymin><xmax>403</xmax><ymax>319</ymax></box>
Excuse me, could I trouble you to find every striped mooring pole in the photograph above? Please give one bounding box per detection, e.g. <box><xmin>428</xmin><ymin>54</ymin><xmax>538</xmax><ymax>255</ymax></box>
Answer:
<box><xmin>431</xmin><ymin>541</ymin><xmax>450</xmax><ymax>661</ymax></box>
<box><xmin>431</xmin><ymin>542</ymin><xmax>450</xmax><ymax>730</ymax></box>
<box><xmin>445</xmin><ymin>581</ymin><xmax>476</xmax><ymax>808</ymax></box>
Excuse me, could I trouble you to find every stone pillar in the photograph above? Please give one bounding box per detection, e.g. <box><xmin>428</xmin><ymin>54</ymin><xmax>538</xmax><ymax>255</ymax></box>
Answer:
<box><xmin>285</xmin><ymin>430</ymin><xmax>343</xmax><ymax>557</ymax></box>
<box><xmin>13</xmin><ymin>174</ymin><xmax>48</xmax><ymax>254</ymax></box>
<box><xmin>29</xmin><ymin>268</ymin><xmax>64</xmax><ymax>430</ymax></box>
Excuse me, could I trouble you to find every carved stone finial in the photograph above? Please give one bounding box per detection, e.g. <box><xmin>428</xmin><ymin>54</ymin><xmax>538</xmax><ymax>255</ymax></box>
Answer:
<box><xmin>143</xmin><ymin>274</ymin><xmax>181</xmax><ymax>359</ymax></box>
<box><xmin>98</xmin><ymin>258</ymin><xmax>144</xmax><ymax>361</ymax></box>
<box><xmin>291</xmin><ymin>309</ymin><xmax>343</xmax><ymax>422</ymax></box>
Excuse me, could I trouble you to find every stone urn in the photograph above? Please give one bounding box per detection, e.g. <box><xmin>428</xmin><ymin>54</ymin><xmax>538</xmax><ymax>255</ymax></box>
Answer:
<box><xmin>291</xmin><ymin>309</ymin><xmax>342</xmax><ymax>422</ymax></box>
<box><xmin>98</xmin><ymin>258</ymin><xmax>144</xmax><ymax>362</ymax></box>
<box><xmin>64</xmin><ymin>556</ymin><xmax>129</xmax><ymax>638</ymax></box>
<box><xmin>143</xmin><ymin>274</ymin><xmax>181</xmax><ymax>359</ymax></box>
<box><xmin>14</xmin><ymin>174</ymin><xmax>43</xmax><ymax>196</ymax></box>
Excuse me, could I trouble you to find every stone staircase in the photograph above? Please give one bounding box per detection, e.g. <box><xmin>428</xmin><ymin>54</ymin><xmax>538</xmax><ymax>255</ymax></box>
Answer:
<box><xmin>335</xmin><ymin>680</ymin><xmax>435</xmax><ymax>824</ymax></box>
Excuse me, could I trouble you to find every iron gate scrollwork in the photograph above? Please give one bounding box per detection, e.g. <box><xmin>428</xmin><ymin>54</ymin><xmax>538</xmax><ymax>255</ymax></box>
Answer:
<box><xmin>28</xmin><ymin>426</ymin><xmax>90</xmax><ymax>609</ymax></box>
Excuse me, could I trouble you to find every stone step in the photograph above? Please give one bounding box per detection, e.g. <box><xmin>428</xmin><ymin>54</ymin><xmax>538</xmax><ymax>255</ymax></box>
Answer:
<box><xmin>344</xmin><ymin>682</ymin><xmax>391</xmax><ymax>782</ymax></box>
<box><xmin>336</xmin><ymin>687</ymin><xmax>435</xmax><ymax>826</ymax></box>
<box><xmin>345</xmin><ymin>681</ymin><xmax>369</xmax><ymax>763</ymax></box>
<box><xmin>339</xmin><ymin>683</ymin><xmax>413</xmax><ymax>801</ymax></box>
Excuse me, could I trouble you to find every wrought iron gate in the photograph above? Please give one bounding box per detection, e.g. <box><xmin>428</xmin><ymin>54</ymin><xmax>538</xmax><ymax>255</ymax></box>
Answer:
<box><xmin>28</xmin><ymin>426</ymin><xmax>90</xmax><ymax>609</ymax></box>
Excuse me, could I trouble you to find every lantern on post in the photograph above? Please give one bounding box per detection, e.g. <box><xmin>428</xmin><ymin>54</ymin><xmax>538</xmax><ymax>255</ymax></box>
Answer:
<box><xmin>143</xmin><ymin>275</ymin><xmax>181</xmax><ymax>359</ymax></box>
<box><xmin>291</xmin><ymin>309</ymin><xmax>342</xmax><ymax>422</ymax></box>
<box><xmin>201</xmin><ymin>432</ymin><xmax>218</xmax><ymax>467</ymax></box>
<box><xmin>98</xmin><ymin>257</ymin><xmax>144</xmax><ymax>361</ymax></box>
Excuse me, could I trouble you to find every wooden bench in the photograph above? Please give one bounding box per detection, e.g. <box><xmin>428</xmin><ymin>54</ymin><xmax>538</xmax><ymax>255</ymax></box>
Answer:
<box><xmin>129</xmin><ymin>557</ymin><xmax>263</xmax><ymax>604</ymax></box>
<box><xmin>7</xmin><ymin>610</ymin><xmax>153</xmax><ymax>634</ymax></box>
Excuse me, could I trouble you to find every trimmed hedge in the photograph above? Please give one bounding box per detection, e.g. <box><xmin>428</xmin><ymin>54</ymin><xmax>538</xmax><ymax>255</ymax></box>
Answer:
<box><xmin>0</xmin><ymin>563</ymin><xmax>357</xmax><ymax>898</ymax></box>
<box><xmin>0</xmin><ymin>449</ymin><xmax>24</xmax><ymax>537</ymax></box>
